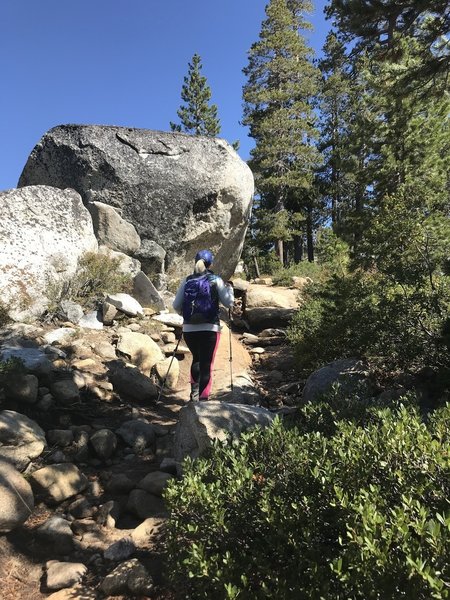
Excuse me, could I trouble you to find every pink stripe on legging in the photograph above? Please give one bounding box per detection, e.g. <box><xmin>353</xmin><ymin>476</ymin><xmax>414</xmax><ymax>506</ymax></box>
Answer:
<box><xmin>200</xmin><ymin>332</ymin><xmax>221</xmax><ymax>399</ymax></box>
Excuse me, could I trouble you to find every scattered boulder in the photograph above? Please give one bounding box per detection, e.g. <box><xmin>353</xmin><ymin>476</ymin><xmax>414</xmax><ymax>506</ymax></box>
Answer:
<box><xmin>51</xmin><ymin>379</ymin><xmax>80</xmax><ymax>404</ymax></box>
<box><xmin>0</xmin><ymin>185</ymin><xmax>97</xmax><ymax>320</ymax></box>
<box><xmin>0</xmin><ymin>458</ymin><xmax>34</xmax><ymax>532</ymax></box>
<box><xmin>137</xmin><ymin>471</ymin><xmax>173</xmax><ymax>497</ymax></box>
<box><xmin>46</xmin><ymin>560</ymin><xmax>87</xmax><ymax>591</ymax></box>
<box><xmin>78</xmin><ymin>310</ymin><xmax>103</xmax><ymax>330</ymax></box>
<box><xmin>98</xmin><ymin>245</ymin><xmax>141</xmax><ymax>276</ymax></box>
<box><xmin>30</xmin><ymin>463</ymin><xmax>89</xmax><ymax>503</ymax></box>
<box><xmin>44</xmin><ymin>328</ymin><xmax>77</xmax><ymax>345</ymax></box>
<box><xmin>36</xmin><ymin>516</ymin><xmax>74</xmax><ymax>554</ymax></box>
<box><xmin>105</xmin><ymin>293</ymin><xmax>143</xmax><ymax>317</ymax></box>
<box><xmin>104</xmin><ymin>537</ymin><xmax>136</xmax><ymax>562</ymax></box>
<box><xmin>100</xmin><ymin>558</ymin><xmax>154</xmax><ymax>597</ymax></box>
<box><xmin>87</xmin><ymin>200</ymin><xmax>141</xmax><ymax>255</ymax></box>
<box><xmin>90</xmin><ymin>429</ymin><xmax>117</xmax><ymax>460</ymax></box>
<box><xmin>132</xmin><ymin>271</ymin><xmax>165</xmax><ymax>310</ymax></box>
<box><xmin>116</xmin><ymin>420</ymin><xmax>156</xmax><ymax>453</ymax></box>
<box><xmin>134</xmin><ymin>239</ymin><xmax>166</xmax><ymax>276</ymax></box>
<box><xmin>4</xmin><ymin>373</ymin><xmax>39</xmax><ymax>404</ymax></box>
<box><xmin>0</xmin><ymin>410</ymin><xmax>46</xmax><ymax>470</ymax></box>
<box><xmin>47</xmin><ymin>430</ymin><xmax>74</xmax><ymax>447</ymax></box>
<box><xmin>126</xmin><ymin>489</ymin><xmax>167</xmax><ymax>519</ymax></box>
<box><xmin>57</xmin><ymin>301</ymin><xmax>84</xmax><ymax>325</ymax></box>
<box><xmin>131</xmin><ymin>517</ymin><xmax>164</xmax><ymax>547</ymax></box>
<box><xmin>302</xmin><ymin>358</ymin><xmax>371</xmax><ymax>403</ymax></box>
<box><xmin>116</xmin><ymin>331</ymin><xmax>164</xmax><ymax>374</ymax></box>
<box><xmin>108</xmin><ymin>364</ymin><xmax>158</xmax><ymax>402</ymax></box>
<box><xmin>244</xmin><ymin>286</ymin><xmax>299</xmax><ymax>330</ymax></box>
<box><xmin>174</xmin><ymin>402</ymin><xmax>275</xmax><ymax>464</ymax></box>
<box><xmin>155</xmin><ymin>356</ymin><xmax>179</xmax><ymax>390</ymax></box>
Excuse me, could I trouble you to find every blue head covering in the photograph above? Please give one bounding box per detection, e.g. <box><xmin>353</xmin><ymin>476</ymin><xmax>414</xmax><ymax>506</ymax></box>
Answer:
<box><xmin>195</xmin><ymin>249</ymin><xmax>214</xmax><ymax>267</ymax></box>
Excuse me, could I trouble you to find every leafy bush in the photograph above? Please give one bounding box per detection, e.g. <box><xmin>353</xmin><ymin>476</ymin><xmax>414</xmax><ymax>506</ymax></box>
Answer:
<box><xmin>0</xmin><ymin>301</ymin><xmax>11</xmax><ymax>328</ymax></box>
<box><xmin>165</xmin><ymin>401</ymin><xmax>450</xmax><ymax>599</ymax></box>
<box><xmin>287</xmin><ymin>267</ymin><xmax>450</xmax><ymax>373</ymax></box>
<box><xmin>46</xmin><ymin>251</ymin><xmax>132</xmax><ymax>314</ymax></box>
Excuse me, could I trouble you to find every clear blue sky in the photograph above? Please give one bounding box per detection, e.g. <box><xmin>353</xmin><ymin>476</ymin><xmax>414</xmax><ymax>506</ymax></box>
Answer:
<box><xmin>1</xmin><ymin>0</ymin><xmax>331</xmax><ymax>192</ymax></box>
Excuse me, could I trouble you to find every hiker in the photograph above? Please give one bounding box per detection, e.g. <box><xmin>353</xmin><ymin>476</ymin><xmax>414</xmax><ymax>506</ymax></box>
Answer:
<box><xmin>173</xmin><ymin>249</ymin><xmax>234</xmax><ymax>402</ymax></box>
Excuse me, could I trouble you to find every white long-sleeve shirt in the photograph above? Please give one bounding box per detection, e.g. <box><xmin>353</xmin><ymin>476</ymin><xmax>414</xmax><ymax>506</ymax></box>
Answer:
<box><xmin>172</xmin><ymin>272</ymin><xmax>234</xmax><ymax>332</ymax></box>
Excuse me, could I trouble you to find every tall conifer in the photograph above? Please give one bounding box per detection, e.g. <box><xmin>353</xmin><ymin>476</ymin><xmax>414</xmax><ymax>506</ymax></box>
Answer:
<box><xmin>171</xmin><ymin>54</ymin><xmax>221</xmax><ymax>136</ymax></box>
<box><xmin>242</xmin><ymin>0</ymin><xmax>321</xmax><ymax>263</ymax></box>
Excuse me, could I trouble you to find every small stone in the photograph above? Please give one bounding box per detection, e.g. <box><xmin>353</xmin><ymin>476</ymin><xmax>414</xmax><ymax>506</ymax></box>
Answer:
<box><xmin>46</xmin><ymin>561</ymin><xmax>87</xmax><ymax>590</ymax></box>
<box><xmin>51</xmin><ymin>380</ymin><xmax>80</xmax><ymax>404</ymax></box>
<box><xmin>4</xmin><ymin>374</ymin><xmax>39</xmax><ymax>404</ymax></box>
<box><xmin>90</xmin><ymin>429</ymin><xmax>117</xmax><ymax>460</ymax></box>
<box><xmin>47</xmin><ymin>429</ymin><xmax>74</xmax><ymax>447</ymax></box>
<box><xmin>37</xmin><ymin>516</ymin><xmax>73</xmax><ymax>554</ymax></box>
<box><xmin>104</xmin><ymin>537</ymin><xmax>136</xmax><ymax>561</ymax></box>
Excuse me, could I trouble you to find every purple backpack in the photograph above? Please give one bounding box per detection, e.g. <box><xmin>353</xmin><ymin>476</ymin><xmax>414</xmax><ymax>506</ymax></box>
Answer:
<box><xmin>182</xmin><ymin>274</ymin><xmax>218</xmax><ymax>324</ymax></box>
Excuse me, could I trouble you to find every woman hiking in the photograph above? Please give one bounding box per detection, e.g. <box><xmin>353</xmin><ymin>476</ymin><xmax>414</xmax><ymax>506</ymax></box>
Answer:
<box><xmin>173</xmin><ymin>249</ymin><xmax>234</xmax><ymax>402</ymax></box>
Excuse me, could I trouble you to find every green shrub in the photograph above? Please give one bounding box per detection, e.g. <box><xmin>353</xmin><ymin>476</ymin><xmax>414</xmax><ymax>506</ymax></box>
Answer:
<box><xmin>287</xmin><ymin>268</ymin><xmax>450</xmax><ymax>373</ymax></box>
<box><xmin>0</xmin><ymin>301</ymin><xmax>11</xmax><ymax>328</ymax></box>
<box><xmin>165</xmin><ymin>403</ymin><xmax>450</xmax><ymax>599</ymax></box>
<box><xmin>45</xmin><ymin>251</ymin><xmax>133</xmax><ymax>314</ymax></box>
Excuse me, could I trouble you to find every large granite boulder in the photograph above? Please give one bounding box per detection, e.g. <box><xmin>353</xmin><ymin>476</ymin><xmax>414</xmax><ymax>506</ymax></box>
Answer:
<box><xmin>0</xmin><ymin>185</ymin><xmax>98</xmax><ymax>320</ymax></box>
<box><xmin>18</xmin><ymin>125</ymin><xmax>254</xmax><ymax>281</ymax></box>
<box><xmin>302</xmin><ymin>359</ymin><xmax>371</xmax><ymax>403</ymax></box>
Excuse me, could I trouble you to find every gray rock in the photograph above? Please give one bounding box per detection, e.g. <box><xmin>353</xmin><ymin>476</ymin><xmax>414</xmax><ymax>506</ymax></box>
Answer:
<box><xmin>67</xmin><ymin>497</ymin><xmax>96</xmax><ymax>519</ymax></box>
<box><xmin>90</xmin><ymin>429</ymin><xmax>117</xmax><ymax>460</ymax></box>
<box><xmin>47</xmin><ymin>429</ymin><xmax>74</xmax><ymax>447</ymax></box>
<box><xmin>105</xmin><ymin>293</ymin><xmax>143</xmax><ymax>317</ymax></box>
<box><xmin>131</xmin><ymin>517</ymin><xmax>164</xmax><ymax>546</ymax></box>
<box><xmin>44</xmin><ymin>328</ymin><xmax>77</xmax><ymax>344</ymax></box>
<box><xmin>51</xmin><ymin>379</ymin><xmax>80</xmax><ymax>405</ymax></box>
<box><xmin>116</xmin><ymin>331</ymin><xmax>164</xmax><ymax>374</ymax></box>
<box><xmin>109</xmin><ymin>364</ymin><xmax>158</xmax><ymax>403</ymax></box>
<box><xmin>18</xmin><ymin>125</ymin><xmax>253</xmax><ymax>281</ymax></box>
<box><xmin>30</xmin><ymin>463</ymin><xmax>89</xmax><ymax>503</ymax></box>
<box><xmin>126</xmin><ymin>489</ymin><xmax>167</xmax><ymax>519</ymax></box>
<box><xmin>132</xmin><ymin>271</ymin><xmax>165</xmax><ymax>310</ymax></box>
<box><xmin>0</xmin><ymin>347</ymin><xmax>53</xmax><ymax>375</ymax></box>
<box><xmin>0</xmin><ymin>185</ymin><xmax>98</xmax><ymax>321</ymax></box>
<box><xmin>105</xmin><ymin>474</ymin><xmax>135</xmax><ymax>495</ymax></box>
<box><xmin>57</xmin><ymin>300</ymin><xmax>84</xmax><ymax>325</ymax></box>
<box><xmin>104</xmin><ymin>537</ymin><xmax>136</xmax><ymax>562</ymax></box>
<box><xmin>87</xmin><ymin>200</ymin><xmax>141</xmax><ymax>254</ymax></box>
<box><xmin>97</xmin><ymin>500</ymin><xmax>122</xmax><ymax>528</ymax></box>
<box><xmin>174</xmin><ymin>402</ymin><xmax>275</xmax><ymax>465</ymax></box>
<box><xmin>134</xmin><ymin>239</ymin><xmax>166</xmax><ymax>274</ymax></box>
<box><xmin>37</xmin><ymin>393</ymin><xmax>55</xmax><ymax>411</ymax></box>
<box><xmin>4</xmin><ymin>374</ymin><xmax>39</xmax><ymax>404</ymax></box>
<box><xmin>159</xmin><ymin>457</ymin><xmax>178</xmax><ymax>475</ymax></box>
<box><xmin>0</xmin><ymin>410</ymin><xmax>46</xmax><ymax>470</ymax></box>
<box><xmin>302</xmin><ymin>359</ymin><xmax>370</xmax><ymax>403</ymax></box>
<box><xmin>137</xmin><ymin>471</ymin><xmax>173</xmax><ymax>497</ymax></box>
<box><xmin>116</xmin><ymin>420</ymin><xmax>156</xmax><ymax>453</ymax></box>
<box><xmin>73</xmin><ymin>430</ymin><xmax>90</xmax><ymax>463</ymax></box>
<box><xmin>102</xmin><ymin>301</ymin><xmax>118</xmax><ymax>326</ymax></box>
<box><xmin>46</xmin><ymin>561</ymin><xmax>87</xmax><ymax>590</ymax></box>
<box><xmin>100</xmin><ymin>558</ymin><xmax>153</xmax><ymax>596</ymax></box>
<box><xmin>36</xmin><ymin>516</ymin><xmax>74</xmax><ymax>554</ymax></box>
<box><xmin>98</xmin><ymin>245</ymin><xmax>141</xmax><ymax>276</ymax></box>
<box><xmin>78</xmin><ymin>310</ymin><xmax>104</xmax><ymax>330</ymax></box>
<box><xmin>0</xmin><ymin>458</ymin><xmax>34</xmax><ymax>532</ymax></box>
<box><xmin>93</xmin><ymin>340</ymin><xmax>117</xmax><ymax>360</ymax></box>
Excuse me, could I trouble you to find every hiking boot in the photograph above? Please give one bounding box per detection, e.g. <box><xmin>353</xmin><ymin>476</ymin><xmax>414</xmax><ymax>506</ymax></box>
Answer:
<box><xmin>190</xmin><ymin>383</ymin><xmax>199</xmax><ymax>402</ymax></box>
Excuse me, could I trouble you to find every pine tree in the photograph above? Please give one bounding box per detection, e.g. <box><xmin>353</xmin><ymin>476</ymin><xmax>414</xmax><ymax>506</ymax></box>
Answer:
<box><xmin>326</xmin><ymin>0</ymin><xmax>450</xmax><ymax>90</ymax></box>
<box><xmin>170</xmin><ymin>54</ymin><xmax>221</xmax><ymax>136</ymax></box>
<box><xmin>242</xmin><ymin>0</ymin><xmax>321</xmax><ymax>263</ymax></box>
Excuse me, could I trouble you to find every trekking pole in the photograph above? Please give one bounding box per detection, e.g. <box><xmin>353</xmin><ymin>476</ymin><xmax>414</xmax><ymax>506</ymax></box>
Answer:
<box><xmin>228</xmin><ymin>308</ymin><xmax>234</xmax><ymax>393</ymax></box>
<box><xmin>156</xmin><ymin>335</ymin><xmax>182</xmax><ymax>403</ymax></box>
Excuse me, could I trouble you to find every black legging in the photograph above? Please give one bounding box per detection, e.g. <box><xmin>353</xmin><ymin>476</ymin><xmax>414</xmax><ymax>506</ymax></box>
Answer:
<box><xmin>183</xmin><ymin>331</ymin><xmax>221</xmax><ymax>399</ymax></box>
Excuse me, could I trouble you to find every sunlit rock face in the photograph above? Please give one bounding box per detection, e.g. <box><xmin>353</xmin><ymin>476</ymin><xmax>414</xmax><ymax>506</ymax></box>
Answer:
<box><xmin>19</xmin><ymin>125</ymin><xmax>254</xmax><ymax>281</ymax></box>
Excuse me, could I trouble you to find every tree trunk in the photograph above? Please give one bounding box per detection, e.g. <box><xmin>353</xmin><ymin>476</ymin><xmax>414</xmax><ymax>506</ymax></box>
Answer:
<box><xmin>306</xmin><ymin>208</ymin><xmax>314</xmax><ymax>262</ymax></box>
<box><xmin>276</xmin><ymin>239</ymin><xmax>284</xmax><ymax>265</ymax></box>
<box><xmin>293</xmin><ymin>235</ymin><xmax>303</xmax><ymax>263</ymax></box>
<box><xmin>253</xmin><ymin>256</ymin><xmax>260</xmax><ymax>278</ymax></box>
